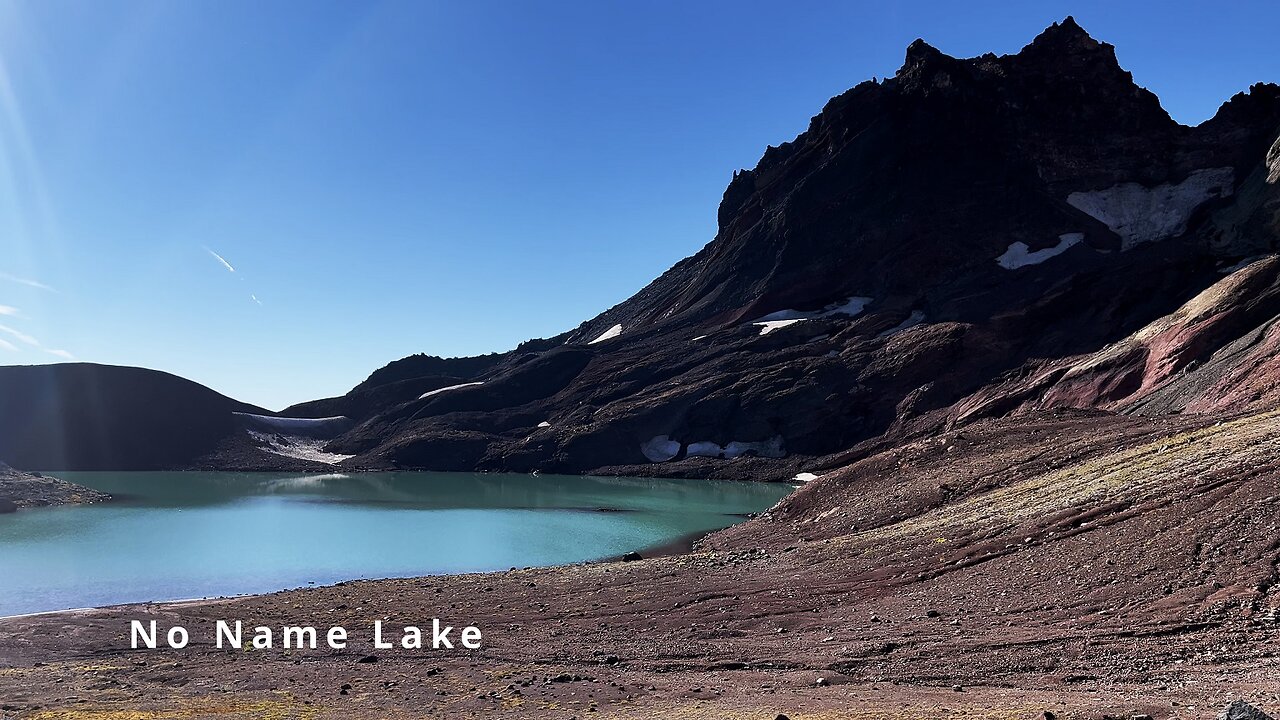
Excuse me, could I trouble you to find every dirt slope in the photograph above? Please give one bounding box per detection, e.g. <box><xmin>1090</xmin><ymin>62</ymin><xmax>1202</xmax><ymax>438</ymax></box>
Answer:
<box><xmin>3</xmin><ymin>408</ymin><xmax>1279</xmax><ymax>717</ymax></box>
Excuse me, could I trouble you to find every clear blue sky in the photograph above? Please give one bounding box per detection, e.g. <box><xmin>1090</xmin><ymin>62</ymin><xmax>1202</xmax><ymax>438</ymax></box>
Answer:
<box><xmin>1</xmin><ymin>0</ymin><xmax>1277</xmax><ymax>410</ymax></box>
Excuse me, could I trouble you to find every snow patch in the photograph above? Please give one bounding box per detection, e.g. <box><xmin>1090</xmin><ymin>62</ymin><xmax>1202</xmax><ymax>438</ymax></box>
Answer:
<box><xmin>235</xmin><ymin>409</ymin><xmax>353</xmax><ymax>438</ymax></box>
<box><xmin>755</xmin><ymin>318</ymin><xmax>806</xmax><ymax>335</ymax></box>
<box><xmin>823</xmin><ymin>296</ymin><xmax>873</xmax><ymax>316</ymax></box>
<box><xmin>234</xmin><ymin>413</ymin><xmax>350</xmax><ymax>434</ymax></box>
<box><xmin>878</xmin><ymin>311</ymin><xmax>926</xmax><ymax>338</ymax></box>
<box><xmin>687</xmin><ymin>437</ymin><xmax>786</xmax><ymax>460</ymax></box>
<box><xmin>248</xmin><ymin>431</ymin><xmax>354</xmax><ymax>465</ymax></box>
<box><xmin>793</xmin><ymin>472</ymin><xmax>819</xmax><ymax>483</ymax></box>
<box><xmin>588</xmin><ymin>323</ymin><xmax>623</xmax><ymax>344</ymax></box>
<box><xmin>685</xmin><ymin>441</ymin><xmax>723</xmax><ymax>458</ymax></box>
<box><xmin>997</xmin><ymin>233</ymin><xmax>1084</xmax><ymax>269</ymax></box>
<box><xmin>641</xmin><ymin>435</ymin><xmax>787</xmax><ymax>462</ymax></box>
<box><xmin>1067</xmin><ymin>168</ymin><xmax>1234</xmax><ymax>250</ymax></box>
<box><xmin>640</xmin><ymin>435</ymin><xmax>681</xmax><ymax>462</ymax></box>
<box><xmin>691</xmin><ymin>334</ymin><xmax>708</xmax><ymax>342</ymax></box>
<box><xmin>537</xmin><ymin>421</ymin><xmax>552</xmax><ymax>428</ymax></box>
<box><xmin>751</xmin><ymin>296</ymin><xmax>872</xmax><ymax>335</ymax></box>
<box><xmin>419</xmin><ymin>381</ymin><xmax>484</xmax><ymax>400</ymax></box>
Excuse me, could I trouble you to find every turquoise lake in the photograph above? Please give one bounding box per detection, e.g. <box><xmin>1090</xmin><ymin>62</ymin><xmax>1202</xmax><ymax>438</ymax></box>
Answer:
<box><xmin>0</xmin><ymin>472</ymin><xmax>791</xmax><ymax>617</ymax></box>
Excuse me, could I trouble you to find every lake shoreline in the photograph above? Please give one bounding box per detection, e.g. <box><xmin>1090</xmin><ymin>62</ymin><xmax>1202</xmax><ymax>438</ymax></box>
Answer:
<box><xmin>0</xmin><ymin>517</ymin><xmax>753</xmax><ymax>621</ymax></box>
<box><xmin>0</xmin><ymin>464</ymin><xmax>111</xmax><ymax>512</ymax></box>
<box><xmin>4</xmin><ymin>414</ymin><xmax>1280</xmax><ymax>717</ymax></box>
<box><xmin>0</xmin><ymin>470</ymin><xmax>788</xmax><ymax>618</ymax></box>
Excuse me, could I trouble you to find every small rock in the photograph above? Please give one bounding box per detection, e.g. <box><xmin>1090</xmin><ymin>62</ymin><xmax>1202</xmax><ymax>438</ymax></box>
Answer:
<box><xmin>356</xmin><ymin>655</ymin><xmax>378</xmax><ymax>664</ymax></box>
<box><xmin>620</xmin><ymin>551</ymin><xmax>643</xmax><ymax>562</ymax></box>
<box><xmin>925</xmin><ymin>609</ymin><xmax>940</xmax><ymax>618</ymax></box>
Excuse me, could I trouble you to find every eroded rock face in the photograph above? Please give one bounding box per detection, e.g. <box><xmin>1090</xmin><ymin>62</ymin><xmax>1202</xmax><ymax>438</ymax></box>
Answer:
<box><xmin>1269</xmin><ymin>133</ymin><xmax>1280</xmax><ymax>184</ymax></box>
<box><xmin>197</xmin><ymin>21</ymin><xmax>1280</xmax><ymax>476</ymax></box>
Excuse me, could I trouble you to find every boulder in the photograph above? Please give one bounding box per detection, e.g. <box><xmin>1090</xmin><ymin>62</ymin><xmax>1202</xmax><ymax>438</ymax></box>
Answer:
<box><xmin>1221</xmin><ymin>701</ymin><xmax>1275</xmax><ymax>720</ymax></box>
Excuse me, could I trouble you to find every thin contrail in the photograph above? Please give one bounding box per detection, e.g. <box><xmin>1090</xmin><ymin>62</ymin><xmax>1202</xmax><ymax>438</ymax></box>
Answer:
<box><xmin>0</xmin><ymin>324</ymin><xmax>38</xmax><ymax>346</ymax></box>
<box><xmin>0</xmin><ymin>272</ymin><xmax>55</xmax><ymax>292</ymax></box>
<box><xmin>205</xmin><ymin>248</ymin><xmax>236</xmax><ymax>273</ymax></box>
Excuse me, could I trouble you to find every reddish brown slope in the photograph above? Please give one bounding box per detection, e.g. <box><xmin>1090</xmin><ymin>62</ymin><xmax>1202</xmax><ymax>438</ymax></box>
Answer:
<box><xmin>950</xmin><ymin>256</ymin><xmax>1280</xmax><ymax>422</ymax></box>
<box><xmin>3</xmin><ymin>409</ymin><xmax>1280</xmax><ymax>717</ymax></box>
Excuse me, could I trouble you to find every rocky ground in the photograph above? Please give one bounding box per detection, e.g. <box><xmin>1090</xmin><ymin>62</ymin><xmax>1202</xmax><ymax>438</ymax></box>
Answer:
<box><xmin>3</xmin><ymin>408</ymin><xmax>1279</xmax><ymax>718</ymax></box>
<box><xmin>0</xmin><ymin>463</ymin><xmax>109</xmax><ymax>512</ymax></box>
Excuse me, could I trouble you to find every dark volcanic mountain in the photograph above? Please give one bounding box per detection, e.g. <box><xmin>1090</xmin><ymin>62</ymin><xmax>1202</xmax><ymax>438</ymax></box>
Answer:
<box><xmin>0</xmin><ymin>363</ymin><xmax>267</xmax><ymax>470</ymax></box>
<box><xmin>250</xmin><ymin>19</ymin><xmax>1279</xmax><ymax>478</ymax></box>
<box><xmin>12</xmin><ymin>20</ymin><xmax>1279</xmax><ymax>477</ymax></box>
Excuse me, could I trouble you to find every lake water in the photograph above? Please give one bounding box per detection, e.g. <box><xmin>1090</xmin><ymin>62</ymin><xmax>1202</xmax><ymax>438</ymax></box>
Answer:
<box><xmin>0</xmin><ymin>472</ymin><xmax>791</xmax><ymax>617</ymax></box>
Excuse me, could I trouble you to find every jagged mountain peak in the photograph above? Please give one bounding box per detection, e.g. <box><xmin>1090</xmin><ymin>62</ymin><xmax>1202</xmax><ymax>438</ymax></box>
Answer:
<box><xmin>585</xmin><ymin>20</ymin><xmax>1256</xmax><ymax>339</ymax></box>
<box><xmin>173</xmin><ymin>22</ymin><xmax>1280</xmax><ymax>479</ymax></box>
<box><xmin>901</xmin><ymin>37</ymin><xmax>945</xmax><ymax>68</ymax></box>
<box><xmin>1205</xmin><ymin>82</ymin><xmax>1280</xmax><ymax>130</ymax></box>
<box><xmin>1023</xmin><ymin>16</ymin><xmax>1102</xmax><ymax>52</ymax></box>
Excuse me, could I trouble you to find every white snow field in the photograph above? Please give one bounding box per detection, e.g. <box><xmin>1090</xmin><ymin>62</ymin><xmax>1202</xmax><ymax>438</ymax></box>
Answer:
<box><xmin>1067</xmin><ymin>168</ymin><xmax>1234</xmax><ymax>250</ymax></box>
<box><xmin>751</xmin><ymin>296</ymin><xmax>873</xmax><ymax>335</ymax></box>
<box><xmin>588</xmin><ymin>323</ymin><xmax>623</xmax><ymax>344</ymax></box>
<box><xmin>233</xmin><ymin>413</ymin><xmax>351</xmax><ymax>434</ymax></box>
<box><xmin>418</xmin><ymin>381</ymin><xmax>485</xmax><ymax>400</ymax></box>
<box><xmin>793</xmin><ymin>472</ymin><xmax>819</xmax><ymax>483</ymax></box>
<box><xmin>755</xmin><ymin>318</ymin><xmax>807</xmax><ymax>335</ymax></box>
<box><xmin>997</xmin><ymin>233</ymin><xmax>1085</xmax><ymax>269</ymax></box>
